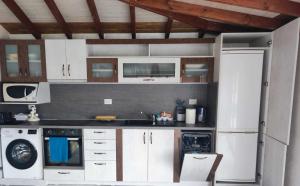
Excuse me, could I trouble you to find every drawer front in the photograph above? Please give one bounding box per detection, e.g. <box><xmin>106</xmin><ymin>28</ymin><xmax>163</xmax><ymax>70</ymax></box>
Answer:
<box><xmin>84</xmin><ymin>129</ymin><xmax>116</xmax><ymax>140</ymax></box>
<box><xmin>85</xmin><ymin>150</ymin><xmax>116</xmax><ymax>161</ymax></box>
<box><xmin>44</xmin><ymin>169</ymin><xmax>84</xmax><ymax>181</ymax></box>
<box><xmin>84</xmin><ymin>139</ymin><xmax>116</xmax><ymax>150</ymax></box>
<box><xmin>85</xmin><ymin>161</ymin><xmax>116</xmax><ymax>181</ymax></box>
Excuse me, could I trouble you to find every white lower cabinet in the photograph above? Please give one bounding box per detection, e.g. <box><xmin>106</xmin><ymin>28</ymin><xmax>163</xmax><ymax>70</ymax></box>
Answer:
<box><xmin>84</xmin><ymin>129</ymin><xmax>117</xmax><ymax>182</ymax></box>
<box><xmin>123</xmin><ymin>129</ymin><xmax>174</xmax><ymax>183</ymax></box>
<box><xmin>85</xmin><ymin>161</ymin><xmax>116</xmax><ymax>181</ymax></box>
<box><xmin>44</xmin><ymin>169</ymin><xmax>84</xmax><ymax>181</ymax></box>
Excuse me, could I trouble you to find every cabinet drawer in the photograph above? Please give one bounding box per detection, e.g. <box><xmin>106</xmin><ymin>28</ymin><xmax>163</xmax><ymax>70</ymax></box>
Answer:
<box><xmin>44</xmin><ymin>169</ymin><xmax>84</xmax><ymax>181</ymax></box>
<box><xmin>85</xmin><ymin>161</ymin><xmax>116</xmax><ymax>181</ymax></box>
<box><xmin>84</xmin><ymin>129</ymin><xmax>116</xmax><ymax>139</ymax></box>
<box><xmin>84</xmin><ymin>139</ymin><xmax>116</xmax><ymax>150</ymax></box>
<box><xmin>85</xmin><ymin>150</ymin><xmax>116</xmax><ymax>161</ymax></box>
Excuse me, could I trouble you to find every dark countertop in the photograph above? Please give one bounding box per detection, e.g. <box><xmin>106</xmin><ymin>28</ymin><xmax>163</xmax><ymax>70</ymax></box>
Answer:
<box><xmin>0</xmin><ymin>119</ymin><xmax>215</xmax><ymax>130</ymax></box>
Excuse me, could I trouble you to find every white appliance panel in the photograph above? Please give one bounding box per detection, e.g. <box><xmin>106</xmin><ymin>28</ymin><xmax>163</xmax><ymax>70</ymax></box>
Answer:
<box><xmin>216</xmin><ymin>132</ymin><xmax>258</xmax><ymax>182</ymax></box>
<box><xmin>217</xmin><ymin>50</ymin><xmax>263</xmax><ymax>132</ymax></box>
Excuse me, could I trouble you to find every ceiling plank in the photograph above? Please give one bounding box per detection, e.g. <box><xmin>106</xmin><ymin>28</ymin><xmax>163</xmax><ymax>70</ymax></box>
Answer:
<box><xmin>0</xmin><ymin>22</ymin><xmax>202</xmax><ymax>34</ymax></box>
<box><xmin>206</xmin><ymin>0</ymin><xmax>300</xmax><ymax>17</ymax></box>
<box><xmin>165</xmin><ymin>18</ymin><xmax>173</xmax><ymax>39</ymax></box>
<box><xmin>86</xmin><ymin>0</ymin><xmax>104</xmax><ymax>39</ymax></box>
<box><xmin>129</xmin><ymin>3</ymin><xmax>136</xmax><ymax>39</ymax></box>
<box><xmin>132</xmin><ymin>0</ymin><xmax>283</xmax><ymax>29</ymax></box>
<box><xmin>2</xmin><ymin>0</ymin><xmax>41</xmax><ymax>39</ymax></box>
<box><xmin>44</xmin><ymin>0</ymin><xmax>72</xmax><ymax>39</ymax></box>
<box><xmin>120</xmin><ymin>0</ymin><xmax>268</xmax><ymax>33</ymax></box>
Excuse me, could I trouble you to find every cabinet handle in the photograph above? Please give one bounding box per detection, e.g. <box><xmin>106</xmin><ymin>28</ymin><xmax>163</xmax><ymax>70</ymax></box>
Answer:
<box><xmin>93</xmin><ymin>131</ymin><xmax>105</xmax><ymax>134</ymax></box>
<box><xmin>94</xmin><ymin>163</ymin><xmax>106</xmax><ymax>166</ymax></box>
<box><xmin>57</xmin><ymin>171</ymin><xmax>70</xmax><ymax>174</ymax></box>
<box><xmin>193</xmin><ymin>157</ymin><xmax>208</xmax><ymax>160</ymax></box>
<box><xmin>62</xmin><ymin>64</ymin><xmax>65</xmax><ymax>76</ymax></box>
<box><xmin>143</xmin><ymin>132</ymin><xmax>146</xmax><ymax>144</ymax></box>
<box><xmin>94</xmin><ymin>141</ymin><xmax>106</xmax><ymax>144</ymax></box>
<box><xmin>94</xmin><ymin>152</ymin><xmax>106</xmax><ymax>155</ymax></box>
<box><xmin>150</xmin><ymin>132</ymin><xmax>153</xmax><ymax>144</ymax></box>
<box><xmin>68</xmin><ymin>64</ymin><xmax>70</xmax><ymax>76</ymax></box>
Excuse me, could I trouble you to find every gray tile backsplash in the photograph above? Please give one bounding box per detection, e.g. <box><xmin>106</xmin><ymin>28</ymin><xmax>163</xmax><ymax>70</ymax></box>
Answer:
<box><xmin>0</xmin><ymin>84</ymin><xmax>210</xmax><ymax>120</ymax></box>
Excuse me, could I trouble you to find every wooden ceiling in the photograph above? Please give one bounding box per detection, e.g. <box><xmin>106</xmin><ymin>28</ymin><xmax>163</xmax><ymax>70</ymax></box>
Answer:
<box><xmin>0</xmin><ymin>0</ymin><xmax>299</xmax><ymax>39</ymax></box>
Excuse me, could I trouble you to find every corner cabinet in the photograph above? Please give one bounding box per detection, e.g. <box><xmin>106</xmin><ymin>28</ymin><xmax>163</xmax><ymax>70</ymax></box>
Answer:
<box><xmin>45</xmin><ymin>39</ymin><xmax>87</xmax><ymax>82</ymax></box>
<box><xmin>0</xmin><ymin>40</ymin><xmax>46</xmax><ymax>82</ymax></box>
<box><xmin>181</xmin><ymin>57</ymin><xmax>214</xmax><ymax>83</ymax></box>
<box><xmin>87</xmin><ymin>58</ymin><xmax>118</xmax><ymax>82</ymax></box>
<box><xmin>122</xmin><ymin>129</ymin><xmax>174</xmax><ymax>182</ymax></box>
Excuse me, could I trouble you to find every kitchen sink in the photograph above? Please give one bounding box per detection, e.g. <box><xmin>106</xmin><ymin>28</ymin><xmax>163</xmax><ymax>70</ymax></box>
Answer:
<box><xmin>123</xmin><ymin>119</ymin><xmax>175</xmax><ymax>126</ymax></box>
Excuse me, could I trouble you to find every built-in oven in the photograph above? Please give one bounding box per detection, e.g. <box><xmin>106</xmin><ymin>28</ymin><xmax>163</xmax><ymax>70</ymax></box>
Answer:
<box><xmin>43</xmin><ymin>128</ymin><xmax>83</xmax><ymax>168</ymax></box>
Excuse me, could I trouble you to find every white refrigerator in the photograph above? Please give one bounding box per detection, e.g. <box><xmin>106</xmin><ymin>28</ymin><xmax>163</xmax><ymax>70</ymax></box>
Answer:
<box><xmin>215</xmin><ymin>50</ymin><xmax>264</xmax><ymax>182</ymax></box>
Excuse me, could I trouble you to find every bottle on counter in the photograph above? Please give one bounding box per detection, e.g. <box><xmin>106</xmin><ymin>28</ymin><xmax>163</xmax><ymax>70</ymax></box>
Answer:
<box><xmin>175</xmin><ymin>99</ymin><xmax>186</xmax><ymax>122</ymax></box>
<box><xmin>196</xmin><ymin>106</ymin><xmax>207</xmax><ymax>123</ymax></box>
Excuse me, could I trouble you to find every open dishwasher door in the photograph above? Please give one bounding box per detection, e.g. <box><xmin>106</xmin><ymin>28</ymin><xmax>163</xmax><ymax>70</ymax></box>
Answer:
<box><xmin>180</xmin><ymin>153</ymin><xmax>223</xmax><ymax>182</ymax></box>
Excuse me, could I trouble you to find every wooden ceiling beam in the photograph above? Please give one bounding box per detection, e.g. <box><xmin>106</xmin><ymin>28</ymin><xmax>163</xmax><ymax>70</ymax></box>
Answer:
<box><xmin>206</xmin><ymin>0</ymin><xmax>300</xmax><ymax>17</ymax></box>
<box><xmin>86</xmin><ymin>38</ymin><xmax>215</xmax><ymax>44</ymax></box>
<box><xmin>129</xmin><ymin>3</ymin><xmax>136</xmax><ymax>39</ymax></box>
<box><xmin>165</xmin><ymin>18</ymin><xmax>173</xmax><ymax>39</ymax></box>
<box><xmin>2</xmin><ymin>0</ymin><xmax>41</xmax><ymax>39</ymax></box>
<box><xmin>0</xmin><ymin>22</ymin><xmax>202</xmax><ymax>34</ymax></box>
<box><xmin>120</xmin><ymin>0</ymin><xmax>268</xmax><ymax>33</ymax></box>
<box><xmin>44</xmin><ymin>0</ymin><xmax>72</xmax><ymax>39</ymax></box>
<box><xmin>132</xmin><ymin>0</ymin><xmax>283</xmax><ymax>29</ymax></box>
<box><xmin>86</xmin><ymin>0</ymin><xmax>104</xmax><ymax>39</ymax></box>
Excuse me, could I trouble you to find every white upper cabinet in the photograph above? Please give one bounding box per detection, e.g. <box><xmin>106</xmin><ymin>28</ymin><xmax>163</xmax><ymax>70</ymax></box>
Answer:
<box><xmin>122</xmin><ymin>129</ymin><xmax>174</xmax><ymax>183</ymax></box>
<box><xmin>217</xmin><ymin>50</ymin><xmax>264</xmax><ymax>132</ymax></box>
<box><xmin>148</xmin><ymin>130</ymin><xmax>174</xmax><ymax>182</ymax></box>
<box><xmin>45</xmin><ymin>39</ymin><xmax>87</xmax><ymax>82</ymax></box>
<box><xmin>266</xmin><ymin>18</ymin><xmax>300</xmax><ymax>145</ymax></box>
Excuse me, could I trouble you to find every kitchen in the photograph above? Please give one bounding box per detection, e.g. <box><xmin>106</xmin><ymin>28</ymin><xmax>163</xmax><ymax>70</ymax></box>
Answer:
<box><xmin>0</xmin><ymin>1</ymin><xmax>300</xmax><ymax>186</ymax></box>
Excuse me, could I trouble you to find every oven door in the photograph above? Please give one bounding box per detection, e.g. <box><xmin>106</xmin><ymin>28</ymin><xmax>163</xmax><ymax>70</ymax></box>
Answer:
<box><xmin>3</xmin><ymin>83</ymin><xmax>38</xmax><ymax>102</ymax></box>
<box><xmin>44</xmin><ymin>137</ymin><xmax>83</xmax><ymax>167</ymax></box>
<box><xmin>6</xmin><ymin>139</ymin><xmax>38</xmax><ymax>170</ymax></box>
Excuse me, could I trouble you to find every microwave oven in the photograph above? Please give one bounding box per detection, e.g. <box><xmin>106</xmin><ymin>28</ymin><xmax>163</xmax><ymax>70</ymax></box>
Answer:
<box><xmin>2</xmin><ymin>83</ymin><xmax>51</xmax><ymax>103</ymax></box>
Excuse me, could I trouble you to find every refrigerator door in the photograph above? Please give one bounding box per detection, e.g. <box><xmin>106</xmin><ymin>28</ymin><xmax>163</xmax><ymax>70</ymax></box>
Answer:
<box><xmin>217</xmin><ymin>50</ymin><xmax>263</xmax><ymax>132</ymax></box>
<box><xmin>216</xmin><ymin>132</ymin><xmax>258</xmax><ymax>182</ymax></box>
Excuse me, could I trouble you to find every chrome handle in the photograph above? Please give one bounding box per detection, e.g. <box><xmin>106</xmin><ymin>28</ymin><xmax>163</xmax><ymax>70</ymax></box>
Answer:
<box><xmin>143</xmin><ymin>132</ymin><xmax>146</xmax><ymax>144</ymax></box>
<box><xmin>62</xmin><ymin>64</ymin><xmax>65</xmax><ymax>76</ymax></box>
<box><xmin>193</xmin><ymin>157</ymin><xmax>208</xmax><ymax>160</ymax></box>
<box><xmin>94</xmin><ymin>152</ymin><xmax>106</xmax><ymax>155</ymax></box>
<box><xmin>94</xmin><ymin>142</ymin><xmax>106</xmax><ymax>144</ymax></box>
<box><xmin>44</xmin><ymin>137</ymin><xmax>79</xmax><ymax>141</ymax></box>
<box><xmin>94</xmin><ymin>163</ymin><xmax>106</xmax><ymax>166</ymax></box>
<box><xmin>68</xmin><ymin>64</ymin><xmax>70</xmax><ymax>76</ymax></box>
<box><xmin>93</xmin><ymin>131</ymin><xmax>105</xmax><ymax>134</ymax></box>
<box><xmin>58</xmin><ymin>172</ymin><xmax>70</xmax><ymax>174</ymax></box>
<box><xmin>143</xmin><ymin>78</ymin><xmax>155</xmax><ymax>81</ymax></box>
<box><xmin>150</xmin><ymin>132</ymin><xmax>152</xmax><ymax>144</ymax></box>
<box><xmin>24</xmin><ymin>88</ymin><xmax>27</xmax><ymax>97</ymax></box>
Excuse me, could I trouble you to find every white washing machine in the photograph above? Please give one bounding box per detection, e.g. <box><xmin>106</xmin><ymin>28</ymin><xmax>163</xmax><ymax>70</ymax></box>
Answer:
<box><xmin>1</xmin><ymin>128</ymin><xmax>43</xmax><ymax>179</ymax></box>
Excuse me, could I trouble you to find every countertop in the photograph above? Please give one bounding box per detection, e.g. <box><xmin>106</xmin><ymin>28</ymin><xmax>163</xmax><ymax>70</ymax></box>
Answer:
<box><xmin>0</xmin><ymin>119</ymin><xmax>215</xmax><ymax>130</ymax></box>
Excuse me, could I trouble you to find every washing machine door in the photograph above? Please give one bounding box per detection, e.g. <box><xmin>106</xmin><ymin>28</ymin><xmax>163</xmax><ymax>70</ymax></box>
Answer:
<box><xmin>6</xmin><ymin>139</ymin><xmax>37</xmax><ymax>169</ymax></box>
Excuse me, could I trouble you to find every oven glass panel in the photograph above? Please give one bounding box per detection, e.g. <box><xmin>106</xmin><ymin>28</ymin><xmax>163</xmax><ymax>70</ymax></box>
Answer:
<box><xmin>123</xmin><ymin>63</ymin><xmax>176</xmax><ymax>77</ymax></box>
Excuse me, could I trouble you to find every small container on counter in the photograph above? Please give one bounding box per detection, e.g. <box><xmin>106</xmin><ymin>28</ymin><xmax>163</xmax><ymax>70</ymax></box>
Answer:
<box><xmin>185</xmin><ymin>107</ymin><xmax>196</xmax><ymax>125</ymax></box>
<box><xmin>175</xmin><ymin>99</ymin><xmax>186</xmax><ymax>122</ymax></box>
<box><xmin>196</xmin><ymin>106</ymin><xmax>207</xmax><ymax>123</ymax></box>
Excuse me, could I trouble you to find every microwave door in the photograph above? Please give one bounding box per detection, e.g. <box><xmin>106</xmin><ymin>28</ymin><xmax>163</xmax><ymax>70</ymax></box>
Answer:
<box><xmin>5</xmin><ymin>85</ymin><xmax>38</xmax><ymax>102</ymax></box>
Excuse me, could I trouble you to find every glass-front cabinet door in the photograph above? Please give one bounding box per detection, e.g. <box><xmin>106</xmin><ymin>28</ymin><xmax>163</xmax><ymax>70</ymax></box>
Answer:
<box><xmin>87</xmin><ymin>58</ymin><xmax>118</xmax><ymax>82</ymax></box>
<box><xmin>181</xmin><ymin>57</ymin><xmax>214</xmax><ymax>83</ymax></box>
<box><xmin>0</xmin><ymin>40</ymin><xmax>46</xmax><ymax>82</ymax></box>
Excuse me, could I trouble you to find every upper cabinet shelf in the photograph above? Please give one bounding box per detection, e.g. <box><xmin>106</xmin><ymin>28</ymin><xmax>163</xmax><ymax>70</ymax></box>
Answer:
<box><xmin>221</xmin><ymin>33</ymin><xmax>272</xmax><ymax>49</ymax></box>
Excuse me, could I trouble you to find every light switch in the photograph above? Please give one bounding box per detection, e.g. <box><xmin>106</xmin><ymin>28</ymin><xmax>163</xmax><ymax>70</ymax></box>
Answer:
<box><xmin>189</xmin><ymin>99</ymin><xmax>197</xmax><ymax>105</ymax></box>
<box><xmin>104</xmin><ymin>99</ymin><xmax>112</xmax><ymax>105</ymax></box>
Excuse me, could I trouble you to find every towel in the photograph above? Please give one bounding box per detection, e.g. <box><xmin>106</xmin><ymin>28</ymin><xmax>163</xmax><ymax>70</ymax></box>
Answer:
<box><xmin>49</xmin><ymin>137</ymin><xmax>69</xmax><ymax>163</ymax></box>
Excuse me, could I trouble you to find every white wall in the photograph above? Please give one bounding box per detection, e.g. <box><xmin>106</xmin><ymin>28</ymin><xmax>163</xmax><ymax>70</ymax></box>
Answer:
<box><xmin>0</xmin><ymin>25</ymin><xmax>9</xmax><ymax>39</ymax></box>
<box><xmin>285</xmin><ymin>36</ymin><xmax>300</xmax><ymax>186</ymax></box>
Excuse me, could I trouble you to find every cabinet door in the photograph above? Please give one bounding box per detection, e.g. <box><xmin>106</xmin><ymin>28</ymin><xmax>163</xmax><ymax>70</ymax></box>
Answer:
<box><xmin>66</xmin><ymin>40</ymin><xmax>87</xmax><ymax>80</ymax></box>
<box><xmin>45</xmin><ymin>40</ymin><xmax>66</xmax><ymax>80</ymax></box>
<box><xmin>181</xmin><ymin>57</ymin><xmax>214</xmax><ymax>83</ymax></box>
<box><xmin>0</xmin><ymin>41</ymin><xmax>23</xmax><ymax>82</ymax></box>
<box><xmin>87</xmin><ymin>58</ymin><xmax>118</xmax><ymax>82</ymax></box>
<box><xmin>266</xmin><ymin>19</ymin><xmax>300</xmax><ymax>145</ymax></box>
<box><xmin>217</xmin><ymin>50</ymin><xmax>263</xmax><ymax>132</ymax></box>
<box><xmin>123</xmin><ymin>129</ymin><xmax>148</xmax><ymax>182</ymax></box>
<box><xmin>216</xmin><ymin>132</ymin><xmax>258</xmax><ymax>182</ymax></box>
<box><xmin>148</xmin><ymin>130</ymin><xmax>174</xmax><ymax>182</ymax></box>
<box><xmin>262</xmin><ymin>135</ymin><xmax>287</xmax><ymax>186</ymax></box>
<box><xmin>24</xmin><ymin>40</ymin><xmax>47</xmax><ymax>82</ymax></box>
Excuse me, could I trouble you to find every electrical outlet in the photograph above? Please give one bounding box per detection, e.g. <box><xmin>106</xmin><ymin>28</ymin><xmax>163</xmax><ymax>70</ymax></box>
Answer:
<box><xmin>104</xmin><ymin>99</ymin><xmax>112</xmax><ymax>105</ymax></box>
<box><xmin>189</xmin><ymin>99</ymin><xmax>197</xmax><ymax>105</ymax></box>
